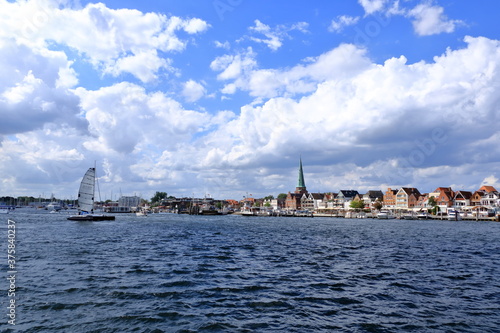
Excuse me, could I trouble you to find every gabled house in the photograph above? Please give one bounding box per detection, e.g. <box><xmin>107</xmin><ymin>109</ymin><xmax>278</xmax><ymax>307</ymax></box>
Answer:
<box><xmin>480</xmin><ymin>191</ymin><xmax>500</xmax><ymax>207</ymax></box>
<box><xmin>396</xmin><ymin>187</ymin><xmax>421</xmax><ymax>209</ymax></box>
<box><xmin>453</xmin><ymin>191</ymin><xmax>472</xmax><ymax>208</ymax></box>
<box><xmin>415</xmin><ymin>193</ymin><xmax>429</xmax><ymax>209</ymax></box>
<box><xmin>383</xmin><ymin>188</ymin><xmax>398</xmax><ymax>208</ymax></box>
<box><xmin>430</xmin><ymin>187</ymin><xmax>454</xmax><ymax>209</ymax></box>
<box><xmin>320</xmin><ymin>193</ymin><xmax>337</xmax><ymax>209</ymax></box>
<box><xmin>301</xmin><ymin>193</ymin><xmax>324</xmax><ymax>211</ymax></box>
<box><xmin>335</xmin><ymin>190</ymin><xmax>359</xmax><ymax>209</ymax></box>
<box><xmin>363</xmin><ymin>190</ymin><xmax>384</xmax><ymax>208</ymax></box>
<box><xmin>471</xmin><ymin>191</ymin><xmax>485</xmax><ymax>207</ymax></box>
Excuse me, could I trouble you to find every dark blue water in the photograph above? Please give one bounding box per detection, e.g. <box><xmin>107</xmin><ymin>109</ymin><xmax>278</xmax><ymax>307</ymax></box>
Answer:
<box><xmin>2</xmin><ymin>211</ymin><xmax>500</xmax><ymax>332</ymax></box>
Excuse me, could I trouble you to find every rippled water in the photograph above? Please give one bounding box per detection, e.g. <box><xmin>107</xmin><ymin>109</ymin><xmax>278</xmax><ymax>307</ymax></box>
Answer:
<box><xmin>2</xmin><ymin>211</ymin><xmax>500</xmax><ymax>332</ymax></box>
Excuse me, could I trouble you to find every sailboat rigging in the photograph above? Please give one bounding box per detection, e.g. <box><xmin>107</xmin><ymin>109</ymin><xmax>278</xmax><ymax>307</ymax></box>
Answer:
<box><xmin>67</xmin><ymin>167</ymin><xmax>115</xmax><ymax>221</ymax></box>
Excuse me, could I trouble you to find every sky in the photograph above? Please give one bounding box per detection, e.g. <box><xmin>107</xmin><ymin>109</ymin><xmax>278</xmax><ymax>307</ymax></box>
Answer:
<box><xmin>1</xmin><ymin>0</ymin><xmax>500</xmax><ymax>201</ymax></box>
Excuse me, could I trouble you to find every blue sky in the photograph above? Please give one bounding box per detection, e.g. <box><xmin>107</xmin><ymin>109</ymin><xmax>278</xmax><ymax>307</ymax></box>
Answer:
<box><xmin>1</xmin><ymin>0</ymin><xmax>500</xmax><ymax>200</ymax></box>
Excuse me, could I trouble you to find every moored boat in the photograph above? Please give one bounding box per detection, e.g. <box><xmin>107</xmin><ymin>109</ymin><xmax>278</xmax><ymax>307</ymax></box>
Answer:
<box><xmin>377</xmin><ymin>210</ymin><xmax>393</xmax><ymax>219</ymax></box>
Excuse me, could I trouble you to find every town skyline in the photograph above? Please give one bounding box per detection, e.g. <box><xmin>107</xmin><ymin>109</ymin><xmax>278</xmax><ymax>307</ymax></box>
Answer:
<box><xmin>1</xmin><ymin>1</ymin><xmax>500</xmax><ymax>200</ymax></box>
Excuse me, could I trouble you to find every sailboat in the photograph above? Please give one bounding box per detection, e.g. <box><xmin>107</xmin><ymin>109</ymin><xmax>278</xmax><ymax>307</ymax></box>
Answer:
<box><xmin>67</xmin><ymin>167</ymin><xmax>115</xmax><ymax>221</ymax></box>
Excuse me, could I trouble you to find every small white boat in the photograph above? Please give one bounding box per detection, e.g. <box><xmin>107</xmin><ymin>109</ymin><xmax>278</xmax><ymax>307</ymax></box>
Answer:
<box><xmin>447</xmin><ymin>210</ymin><xmax>462</xmax><ymax>221</ymax></box>
<box><xmin>377</xmin><ymin>210</ymin><xmax>393</xmax><ymax>219</ymax></box>
<box><xmin>417</xmin><ymin>212</ymin><xmax>430</xmax><ymax>220</ymax></box>
<box><xmin>136</xmin><ymin>209</ymin><xmax>148</xmax><ymax>217</ymax></box>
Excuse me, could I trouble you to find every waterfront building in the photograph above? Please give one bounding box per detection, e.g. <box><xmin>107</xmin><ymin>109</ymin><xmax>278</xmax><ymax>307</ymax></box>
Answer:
<box><xmin>431</xmin><ymin>187</ymin><xmax>454</xmax><ymax>210</ymax></box>
<box><xmin>119</xmin><ymin>196</ymin><xmax>141</xmax><ymax>208</ymax></box>
<box><xmin>415</xmin><ymin>193</ymin><xmax>430</xmax><ymax>210</ymax></box>
<box><xmin>453</xmin><ymin>191</ymin><xmax>473</xmax><ymax>208</ymax></box>
<box><xmin>480</xmin><ymin>190</ymin><xmax>500</xmax><ymax>207</ymax></box>
<box><xmin>335</xmin><ymin>190</ymin><xmax>359</xmax><ymax>209</ymax></box>
<box><xmin>396</xmin><ymin>188</ymin><xmax>421</xmax><ymax>210</ymax></box>
<box><xmin>286</xmin><ymin>158</ymin><xmax>308</xmax><ymax>210</ymax></box>
<box><xmin>383</xmin><ymin>188</ymin><xmax>398</xmax><ymax>208</ymax></box>
<box><xmin>362</xmin><ymin>190</ymin><xmax>384</xmax><ymax>209</ymax></box>
<box><xmin>301</xmin><ymin>192</ymin><xmax>324</xmax><ymax>212</ymax></box>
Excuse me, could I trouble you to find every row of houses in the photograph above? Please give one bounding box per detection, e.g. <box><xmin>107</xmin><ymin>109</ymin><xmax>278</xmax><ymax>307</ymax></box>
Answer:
<box><xmin>284</xmin><ymin>185</ymin><xmax>500</xmax><ymax>212</ymax></box>
<box><xmin>282</xmin><ymin>159</ymin><xmax>500</xmax><ymax>213</ymax></box>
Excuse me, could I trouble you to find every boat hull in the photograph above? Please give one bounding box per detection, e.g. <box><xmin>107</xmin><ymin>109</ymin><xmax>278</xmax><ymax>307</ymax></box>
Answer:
<box><xmin>67</xmin><ymin>215</ymin><xmax>115</xmax><ymax>221</ymax></box>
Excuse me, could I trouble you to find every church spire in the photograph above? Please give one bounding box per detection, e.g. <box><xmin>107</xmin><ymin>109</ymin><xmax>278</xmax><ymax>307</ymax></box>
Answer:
<box><xmin>295</xmin><ymin>157</ymin><xmax>307</xmax><ymax>194</ymax></box>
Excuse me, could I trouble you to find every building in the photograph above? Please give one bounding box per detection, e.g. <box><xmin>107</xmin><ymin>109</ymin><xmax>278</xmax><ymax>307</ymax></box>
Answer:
<box><xmin>395</xmin><ymin>188</ymin><xmax>421</xmax><ymax>209</ymax></box>
<box><xmin>118</xmin><ymin>196</ymin><xmax>141</xmax><ymax>208</ymax></box>
<box><xmin>362</xmin><ymin>190</ymin><xmax>384</xmax><ymax>209</ymax></box>
<box><xmin>430</xmin><ymin>187</ymin><xmax>454</xmax><ymax>210</ymax></box>
<box><xmin>301</xmin><ymin>193</ymin><xmax>324</xmax><ymax>211</ymax></box>
<box><xmin>335</xmin><ymin>190</ymin><xmax>359</xmax><ymax>209</ymax></box>
<box><xmin>285</xmin><ymin>158</ymin><xmax>308</xmax><ymax>210</ymax></box>
<box><xmin>453</xmin><ymin>191</ymin><xmax>473</xmax><ymax>208</ymax></box>
<box><xmin>383</xmin><ymin>188</ymin><xmax>398</xmax><ymax>208</ymax></box>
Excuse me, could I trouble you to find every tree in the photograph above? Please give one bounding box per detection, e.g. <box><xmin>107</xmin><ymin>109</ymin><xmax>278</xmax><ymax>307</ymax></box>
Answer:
<box><xmin>428</xmin><ymin>196</ymin><xmax>438</xmax><ymax>215</ymax></box>
<box><xmin>350</xmin><ymin>200</ymin><xmax>365</xmax><ymax>210</ymax></box>
<box><xmin>277</xmin><ymin>193</ymin><xmax>287</xmax><ymax>200</ymax></box>
<box><xmin>151</xmin><ymin>191</ymin><xmax>167</xmax><ymax>204</ymax></box>
<box><xmin>373</xmin><ymin>200</ymin><xmax>383</xmax><ymax>211</ymax></box>
<box><xmin>263</xmin><ymin>195</ymin><xmax>274</xmax><ymax>200</ymax></box>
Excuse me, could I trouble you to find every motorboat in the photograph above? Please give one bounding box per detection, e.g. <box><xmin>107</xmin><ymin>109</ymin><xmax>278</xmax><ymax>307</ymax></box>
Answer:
<box><xmin>447</xmin><ymin>210</ymin><xmax>462</xmax><ymax>221</ymax></box>
<box><xmin>377</xmin><ymin>210</ymin><xmax>393</xmax><ymax>219</ymax></box>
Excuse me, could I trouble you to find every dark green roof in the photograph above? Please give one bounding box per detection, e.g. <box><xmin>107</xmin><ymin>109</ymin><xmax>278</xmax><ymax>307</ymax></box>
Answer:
<box><xmin>297</xmin><ymin>158</ymin><xmax>306</xmax><ymax>188</ymax></box>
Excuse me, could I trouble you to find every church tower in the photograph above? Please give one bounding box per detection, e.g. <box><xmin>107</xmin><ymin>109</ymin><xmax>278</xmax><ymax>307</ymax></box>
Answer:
<box><xmin>295</xmin><ymin>157</ymin><xmax>307</xmax><ymax>195</ymax></box>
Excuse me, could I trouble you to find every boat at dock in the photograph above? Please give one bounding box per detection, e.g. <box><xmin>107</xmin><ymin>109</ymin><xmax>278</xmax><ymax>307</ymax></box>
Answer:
<box><xmin>447</xmin><ymin>209</ymin><xmax>462</xmax><ymax>221</ymax></box>
<box><xmin>377</xmin><ymin>210</ymin><xmax>393</xmax><ymax>219</ymax></box>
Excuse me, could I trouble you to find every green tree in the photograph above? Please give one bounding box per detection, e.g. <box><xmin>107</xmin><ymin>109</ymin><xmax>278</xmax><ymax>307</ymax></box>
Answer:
<box><xmin>277</xmin><ymin>193</ymin><xmax>287</xmax><ymax>200</ymax></box>
<box><xmin>350</xmin><ymin>199</ymin><xmax>365</xmax><ymax>210</ymax></box>
<box><xmin>151</xmin><ymin>191</ymin><xmax>167</xmax><ymax>204</ymax></box>
<box><xmin>373</xmin><ymin>200</ymin><xmax>383</xmax><ymax>211</ymax></box>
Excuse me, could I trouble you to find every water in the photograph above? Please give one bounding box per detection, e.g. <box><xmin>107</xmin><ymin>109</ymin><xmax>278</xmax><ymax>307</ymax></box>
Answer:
<box><xmin>2</xmin><ymin>211</ymin><xmax>500</xmax><ymax>332</ymax></box>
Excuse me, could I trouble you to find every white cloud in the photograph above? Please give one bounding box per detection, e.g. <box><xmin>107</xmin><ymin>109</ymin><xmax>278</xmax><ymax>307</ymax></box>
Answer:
<box><xmin>408</xmin><ymin>3</ymin><xmax>463</xmax><ymax>36</ymax></box>
<box><xmin>0</xmin><ymin>0</ymin><xmax>208</xmax><ymax>83</ymax></box>
<box><xmin>182</xmin><ymin>80</ymin><xmax>206</xmax><ymax>102</ymax></box>
<box><xmin>246</xmin><ymin>19</ymin><xmax>309</xmax><ymax>51</ymax></box>
<box><xmin>329</xmin><ymin>15</ymin><xmax>360</xmax><ymax>33</ymax></box>
<box><xmin>211</xmin><ymin>44</ymin><xmax>372</xmax><ymax>98</ymax></box>
<box><xmin>358</xmin><ymin>0</ymin><xmax>388</xmax><ymax>15</ymax></box>
<box><xmin>355</xmin><ymin>1</ymin><xmax>463</xmax><ymax>37</ymax></box>
<box><xmin>214</xmin><ymin>40</ymin><xmax>230</xmax><ymax>49</ymax></box>
<box><xmin>204</xmin><ymin>36</ymin><xmax>500</xmax><ymax>194</ymax></box>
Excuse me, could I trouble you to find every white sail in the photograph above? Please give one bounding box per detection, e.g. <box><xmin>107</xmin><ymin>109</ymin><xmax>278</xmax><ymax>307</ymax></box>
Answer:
<box><xmin>78</xmin><ymin>167</ymin><xmax>95</xmax><ymax>214</ymax></box>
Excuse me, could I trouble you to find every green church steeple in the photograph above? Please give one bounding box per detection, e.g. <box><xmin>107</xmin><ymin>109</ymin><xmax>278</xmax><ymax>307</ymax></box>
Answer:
<box><xmin>295</xmin><ymin>157</ymin><xmax>307</xmax><ymax>194</ymax></box>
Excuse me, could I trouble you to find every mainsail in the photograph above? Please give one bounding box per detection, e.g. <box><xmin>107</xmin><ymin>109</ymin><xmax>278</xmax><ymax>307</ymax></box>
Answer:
<box><xmin>78</xmin><ymin>167</ymin><xmax>95</xmax><ymax>214</ymax></box>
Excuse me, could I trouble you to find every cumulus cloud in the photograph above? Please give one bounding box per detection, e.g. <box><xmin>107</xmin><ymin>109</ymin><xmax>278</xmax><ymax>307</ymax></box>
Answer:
<box><xmin>329</xmin><ymin>15</ymin><xmax>360</xmax><ymax>33</ymax></box>
<box><xmin>408</xmin><ymin>3</ymin><xmax>463</xmax><ymax>36</ymax></box>
<box><xmin>0</xmin><ymin>0</ymin><xmax>208</xmax><ymax>83</ymax></box>
<box><xmin>182</xmin><ymin>80</ymin><xmax>206</xmax><ymax>102</ymax></box>
<box><xmin>211</xmin><ymin>44</ymin><xmax>372</xmax><ymax>98</ymax></box>
<box><xmin>205</xmin><ymin>36</ymin><xmax>500</xmax><ymax>193</ymax></box>
<box><xmin>358</xmin><ymin>0</ymin><xmax>388</xmax><ymax>15</ymax></box>
<box><xmin>356</xmin><ymin>0</ymin><xmax>463</xmax><ymax>37</ymax></box>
